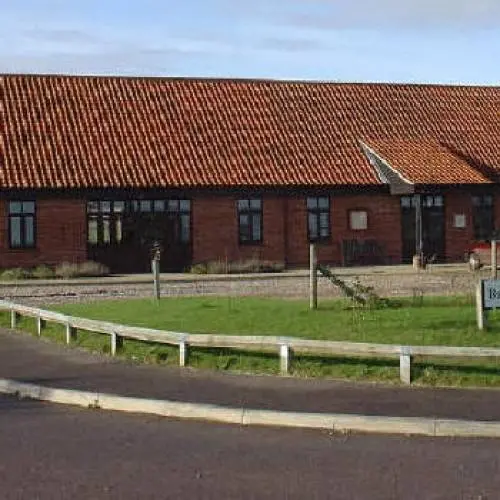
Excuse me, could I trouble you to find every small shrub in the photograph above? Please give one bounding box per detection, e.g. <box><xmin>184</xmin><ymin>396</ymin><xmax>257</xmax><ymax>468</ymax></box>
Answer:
<box><xmin>0</xmin><ymin>267</ymin><xmax>32</xmax><ymax>280</ymax></box>
<box><xmin>31</xmin><ymin>264</ymin><xmax>54</xmax><ymax>280</ymax></box>
<box><xmin>189</xmin><ymin>259</ymin><xmax>285</xmax><ymax>275</ymax></box>
<box><xmin>55</xmin><ymin>262</ymin><xmax>80</xmax><ymax>279</ymax></box>
<box><xmin>189</xmin><ymin>263</ymin><xmax>208</xmax><ymax>274</ymax></box>
<box><xmin>55</xmin><ymin>261</ymin><xmax>109</xmax><ymax>279</ymax></box>
<box><xmin>77</xmin><ymin>261</ymin><xmax>110</xmax><ymax>277</ymax></box>
<box><xmin>206</xmin><ymin>260</ymin><xmax>230</xmax><ymax>274</ymax></box>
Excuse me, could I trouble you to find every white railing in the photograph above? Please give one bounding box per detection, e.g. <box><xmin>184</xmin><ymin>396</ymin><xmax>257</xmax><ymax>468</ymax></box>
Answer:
<box><xmin>1</xmin><ymin>300</ymin><xmax>499</xmax><ymax>384</ymax></box>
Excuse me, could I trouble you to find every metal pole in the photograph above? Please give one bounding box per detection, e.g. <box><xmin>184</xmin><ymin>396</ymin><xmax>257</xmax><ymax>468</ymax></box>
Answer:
<box><xmin>492</xmin><ymin>240</ymin><xmax>498</xmax><ymax>279</ymax></box>
<box><xmin>414</xmin><ymin>194</ymin><xmax>423</xmax><ymax>263</ymax></box>
<box><xmin>309</xmin><ymin>243</ymin><xmax>317</xmax><ymax>310</ymax></box>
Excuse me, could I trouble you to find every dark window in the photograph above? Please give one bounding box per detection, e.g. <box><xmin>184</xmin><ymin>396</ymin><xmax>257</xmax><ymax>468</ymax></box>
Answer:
<box><xmin>472</xmin><ymin>194</ymin><xmax>494</xmax><ymax>240</ymax></box>
<box><xmin>238</xmin><ymin>199</ymin><xmax>262</xmax><ymax>244</ymax></box>
<box><xmin>167</xmin><ymin>199</ymin><xmax>191</xmax><ymax>243</ymax></box>
<box><xmin>87</xmin><ymin>201</ymin><xmax>125</xmax><ymax>245</ymax></box>
<box><xmin>307</xmin><ymin>197</ymin><xmax>330</xmax><ymax>242</ymax></box>
<box><xmin>8</xmin><ymin>201</ymin><xmax>36</xmax><ymax>249</ymax></box>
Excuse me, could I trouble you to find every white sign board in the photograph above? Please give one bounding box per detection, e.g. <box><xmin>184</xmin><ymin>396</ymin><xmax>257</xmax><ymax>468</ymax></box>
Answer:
<box><xmin>482</xmin><ymin>279</ymin><xmax>500</xmax><ymax>310</ymax></box>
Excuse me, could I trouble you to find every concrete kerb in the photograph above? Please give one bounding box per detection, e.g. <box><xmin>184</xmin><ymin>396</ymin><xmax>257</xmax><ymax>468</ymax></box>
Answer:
<box><xmin>2</xmin><ymin>378</ymin><xmax>500</xmax><ymax>438</ymax></box>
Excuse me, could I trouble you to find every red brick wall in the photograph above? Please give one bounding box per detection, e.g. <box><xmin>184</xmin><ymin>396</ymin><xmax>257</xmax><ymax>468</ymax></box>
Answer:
<box><xmin>192</xmin><ymin>192</ymin><xmax>402</xmax><ymax>267</ymax></box>
<box><xmin>0</xmin><ymin>199</ymin><xmax>87</xmax><ymax>269</ymax></box>
<box><xmin>192</xmin><ymin>195</ymin><xmax>286</xmax><ymax>264</ymax></box>
<box><xmin>2</xmin><ymin>190</ymin><xmax>498</xmax><ymax>272</ymax></box>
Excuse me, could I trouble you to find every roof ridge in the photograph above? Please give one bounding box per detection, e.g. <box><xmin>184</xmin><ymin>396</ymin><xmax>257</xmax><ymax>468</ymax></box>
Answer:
<box><xmin>1</xmin><ymin>72</ymin><xmax>499</xmax><ymax>90</ymax></box>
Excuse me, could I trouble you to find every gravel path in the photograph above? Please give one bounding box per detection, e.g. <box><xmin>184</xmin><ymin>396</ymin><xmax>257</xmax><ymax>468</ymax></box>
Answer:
<box><xmin>0</xmin><ymin>269</ymin><xmax>484</xmax><ymax>306</ymax></box>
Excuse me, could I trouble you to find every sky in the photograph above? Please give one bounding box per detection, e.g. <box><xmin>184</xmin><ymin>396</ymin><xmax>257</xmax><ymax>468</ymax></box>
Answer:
<box><xmin>1</xmin><ymin>0</ymin><xmax>499</xmax><ymax>84</ymax></box>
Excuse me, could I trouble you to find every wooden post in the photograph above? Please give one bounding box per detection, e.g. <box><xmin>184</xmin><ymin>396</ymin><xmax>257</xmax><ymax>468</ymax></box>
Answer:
<box><xmin>476</xmin><ymin>281</ymin><xmax>486</xmax><ymax>330</ymax></box>
<box><xmin>10</xmin><ymin>309</ymin><xmax>18</xmax><ymax>329</ymax></box>
<box><xmin>65</xmin><ymin>323</ymin><xmax>77</xmax><ymax>344</ymax></box>
<box><xmin>37</xmin><ymin>316</ymin><xmax>46</xmax><ymax>336</ymax></box>
<box><xmin>309</xmin><ymin>243</ymin><xmax>318</xmax><ymax>310</ymax></box>
<box><xmin>280</xmin><ymin>344</ymin><xmax>290</xmax><ymax>375</ymax></box>
<box><xmin>399</xmin><ymin>346</ymin><xmax>412</xmax><ymax>385</ymax></box>
<box><xmin>111</xmin><ymin>332</ymin><xmax>123</xmax><ymax>356</ymax></box>
<box><xmin>179</xmin><ymin>341</ymin><xmax>188</xmax><ymax>367</ymax></box>
<box><xmin>492</xmin><ymin>240</ymin><xmax>497</xmax><ymax>279</ymax></box>
<box><xmin>414</xmin><ymin>194</ymin><xmax>423</xmax><ymax>267</ymax></box>
<box><xmin>152</xmin><ymin>258</ymin><xmax>160</xmax><ymax>301</ymax></box>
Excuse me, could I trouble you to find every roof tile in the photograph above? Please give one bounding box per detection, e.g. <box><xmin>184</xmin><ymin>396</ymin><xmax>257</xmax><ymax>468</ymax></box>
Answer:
<box><xmin>1</xmin><ymin>75</ymin><xmax>499</xmax><ymax>189</ymax></box>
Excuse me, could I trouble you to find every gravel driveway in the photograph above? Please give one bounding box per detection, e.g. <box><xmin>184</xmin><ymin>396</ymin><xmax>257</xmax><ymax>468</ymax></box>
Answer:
<box><xmin>0</xmin><ymin>266</ymin><xmax>486</xmax><ymax>306</ymax></box>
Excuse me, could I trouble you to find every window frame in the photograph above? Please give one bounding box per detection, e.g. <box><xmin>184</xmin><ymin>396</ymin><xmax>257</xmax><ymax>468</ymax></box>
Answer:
<box><xmin>8</xmin><ymin>201</ymin><xmax>36</xmax><ymax>249</ymax></box>
<box><xmin>166</xmin><ymin>199</ymin><xmax>192</xmax><ymax>244</ymax></box>
<box><xmin>472</xmin><ymin>194</ymin><xmax>494</xmax><ymax>241</ymax></box>
<box><xmin>87</xmin><ymin>200</ymin><xmax>126</xmax><ymax>246</ymax></box>
<box><xmin>307</xmin><ymin>196</ymin><xmax>330</xmax><ymax>243</ymax></box>
<box><xmin>237</xmin><ymin>198</ymin><xmax>263</xmax><ymax>245</ymax></box>
<box><xmin>349</xmin><ymin>209</ymin><xmax>368</xmax><ymax>231</ymax></box>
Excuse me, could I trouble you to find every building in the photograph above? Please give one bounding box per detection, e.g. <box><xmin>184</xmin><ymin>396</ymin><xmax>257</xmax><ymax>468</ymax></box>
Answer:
<box><xmin>1</xmin><ymin>74</ymin><xmax>499</xmax><ymax>272</ymax></box>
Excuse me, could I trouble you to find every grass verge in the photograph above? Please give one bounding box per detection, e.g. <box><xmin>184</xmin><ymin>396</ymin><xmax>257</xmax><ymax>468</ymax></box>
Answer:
<box><xmin>2</xmin><ymin>295</ymin><xmax>500</xmax><ymax>387</ymax></box>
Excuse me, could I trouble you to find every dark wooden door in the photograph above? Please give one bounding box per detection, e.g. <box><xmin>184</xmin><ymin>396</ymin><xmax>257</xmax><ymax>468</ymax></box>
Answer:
<box><xmin>401</xmin><ymin>195</ymin><xmax>445</xmax><ymax>263</ymax></box>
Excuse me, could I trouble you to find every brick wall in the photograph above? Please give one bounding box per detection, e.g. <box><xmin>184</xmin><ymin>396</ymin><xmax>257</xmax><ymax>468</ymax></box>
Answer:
<box><xmin>193</xmin><ymin>192</ymin><xmax>402</xmax><ymax>267</ymax></box>
<box><xmin>0</xmin><ymin>199</ymin><xmax>87</xmax><ymax>268</ymax></box>
<box><xmin>192</xmin><ymin>195</ymin><xmax>286</xmax><ymax>264</ymax></box>
<box><xmin>1</xmin><ymin>189</ymin><xmax>496</xmax><ymax>271</ymax></box>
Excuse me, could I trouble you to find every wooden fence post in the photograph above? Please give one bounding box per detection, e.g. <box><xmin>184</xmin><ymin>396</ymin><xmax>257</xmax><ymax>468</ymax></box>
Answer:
<box><xmin>37</xmin><ymin>316</ymin><xmax>46</xmax><ymax>336</ymax></box>
<box><xmin>152</xmin><ymin>258</ymin><xmax>160</xmax><ymax>301</ymax></box>
<box><xmin>400</xmin><ymin>346</ymin><xmax>412</xmax><ymax>385</ymax></box>
<box><xmin>280</xmin><ymin>344</ymin><xmax>290</xmax><ymax>375</ymax></box>
<box><xmin>179</xmin><ymin>340</ymin><xmax>188</xmax><ymax>367</ymax></box>
<box><xmin>10</xmin><ymin>309</ymin><xmax>18</xmax><ymax>329</ymax></box>
<box><xmin>111</xmin><ymin>332</ymin><xmax>123</xmax><ymax>356</ymax></box>
<box><xmin>476</xmin><ymin>281</ymin><xmax>486</xmax><ymax>330</ymax></box>
<box><xmin>310</xmin><ymin>244</ymin><xmax>318</xmax><ymax>310</ymax></box>
<box><xmin>65</xmin><ymin>323</ymin><xmax>77</xmax><ymax>344</ymax></box>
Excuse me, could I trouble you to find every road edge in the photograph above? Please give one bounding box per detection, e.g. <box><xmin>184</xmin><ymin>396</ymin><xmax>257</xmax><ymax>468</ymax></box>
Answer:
<box><xmin>1</xmin><ymin>378</ymin><xmax>499</xmax><ymax>438</ymax></box>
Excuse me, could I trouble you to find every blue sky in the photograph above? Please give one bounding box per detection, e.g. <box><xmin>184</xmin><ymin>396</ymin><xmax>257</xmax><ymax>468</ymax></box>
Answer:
<box><xmin>1</xmin><ymin>0</ymin><xmax>499</xmax><ymax>84</ymax></box>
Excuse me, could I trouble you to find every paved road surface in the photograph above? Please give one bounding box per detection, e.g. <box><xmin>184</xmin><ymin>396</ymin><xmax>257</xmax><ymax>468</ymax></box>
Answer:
<box><xmin>2</xmin><ymin>329</ymin><xmax>500</xmax><ymax>421</ymax></box>
<box><xmin>1</xmin><ymin>394</ymin><xmax>498</xmax><ymax>500</ymax></box>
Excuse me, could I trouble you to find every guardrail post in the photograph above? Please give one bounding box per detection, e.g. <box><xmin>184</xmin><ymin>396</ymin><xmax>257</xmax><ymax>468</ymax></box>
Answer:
<box><xmin>111</xmin><ymin>332</ymin><xmax>123</xmax><ymax>356</ymax></box>
<box><xmin>37</xmin><ymin>316</ymin><xmax>46</xmax><ymax>336</ymax></box>
<box><xmin>400</xmin><ymin>346</ymin><xmax>412</xmax><ymax>385</ymax></box>
<box><xmin>179</xmin><ymin>341</ymin><xmax>188</xmax><ymax>367</ymax></box>
<box><xmin>10</xmin><ymin>309</ymin><xmax>19</xmax><ymax>329</ymax></box>
<box><xmin>280</xmin><ymin>344</ymin><xmax>290</xmax><ymax>375</ymax></box>
<box><xmin>65</xmin><ymin>323</ymin><xmax>77</xmax><ymax>344</ymax></box>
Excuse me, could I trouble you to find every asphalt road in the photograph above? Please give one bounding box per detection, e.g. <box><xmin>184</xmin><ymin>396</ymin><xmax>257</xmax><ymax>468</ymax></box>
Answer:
<box><xmin>1</xmin><ymin>395</ymin><xmax>499</xmax><ymax>500</ymax></box>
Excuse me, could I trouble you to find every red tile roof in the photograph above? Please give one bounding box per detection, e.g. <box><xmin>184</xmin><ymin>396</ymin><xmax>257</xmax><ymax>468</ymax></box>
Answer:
<box><xmin>364</xmin><ymin>138</ymin><xmax>492</xmax><ymax>185</ymax></box>
<box><xmin>1</xmin><ymin>74</ymin><xmax>499</xmax><ymax>189</ymax></box>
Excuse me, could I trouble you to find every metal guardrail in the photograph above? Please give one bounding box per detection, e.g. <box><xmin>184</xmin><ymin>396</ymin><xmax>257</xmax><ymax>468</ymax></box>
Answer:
<box><xmin>1</xmin><ymin>300</ymin><xmax>500</xmax><ymax>384</ymax></box>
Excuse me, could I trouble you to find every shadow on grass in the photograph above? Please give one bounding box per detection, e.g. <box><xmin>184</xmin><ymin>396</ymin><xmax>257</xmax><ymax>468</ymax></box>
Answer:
<box><xmin>413</xmin><ymin>360</ymin><xmax>500</xmax><ymax>378</ymax></box>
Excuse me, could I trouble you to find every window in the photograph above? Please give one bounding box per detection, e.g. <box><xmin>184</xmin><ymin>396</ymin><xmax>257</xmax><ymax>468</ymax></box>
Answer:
<box><xmin>167</xmin><ymin>199</ymin><xmax>191</xmax><ymax>244</ymax></box>
<box><xmin>87</xmin><ymin>201</ymin><xmax>125</xmax><ymax>245</ymax></box>
<box><xmin>307</xmin><ymin>197</ymin><xmax>330</xmax><ymax>241</ymax></box>
<box><xmin>238</xmin><ymin>199</ymin><xmax>262</xmax><ymax>244</ymax></box>
<box><xmin>9</xmin><ymin>201</ymin><xmax>36</xmax><ymax>248</ymax></box>
<box><xmin>349</xmin><ymin>210</ymin><xmax>368</xmax><ymax>230</ymax></box>
<box><xmin>453</xmin><ymin>214</ymin><xmax>466</xmax><ymax>229</ymax></box>
<box><xmin>472</xmin><ymin>194</ymin><xmax>494</xmax><ymax>240</ymax></box>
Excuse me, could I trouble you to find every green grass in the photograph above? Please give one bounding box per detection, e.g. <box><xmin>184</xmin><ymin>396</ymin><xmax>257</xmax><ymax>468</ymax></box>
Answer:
<box><xmin>3</xmin><ymin>295</ymin><xmax>500</xmax><ymax>387</ymax></box>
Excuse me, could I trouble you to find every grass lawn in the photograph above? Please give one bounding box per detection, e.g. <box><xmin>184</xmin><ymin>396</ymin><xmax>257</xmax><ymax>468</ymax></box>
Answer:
<box><xmin>3</xmin><ymin>295</ymin><xmax>500</xmax><ymax>387</ymax></box>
